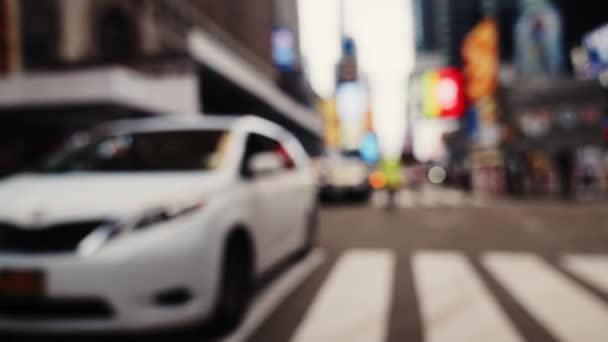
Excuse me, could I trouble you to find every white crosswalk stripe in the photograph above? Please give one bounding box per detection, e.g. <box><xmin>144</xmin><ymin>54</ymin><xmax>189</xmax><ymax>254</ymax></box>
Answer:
<box><xmin>370</xmin><ymin>188</ymin><xmax>484</xmax><ymax>209</ymax></box>
<box><xmin>290</xmin><ymin>249</ymin><xmax>395</xmax><ymax>342</ymax></box>
<box><xmin>413</xmin><ymin>251</ymin><xmax>523</xmax><ymax>342</ymax></box>
<box><xmin>563</xmin><ymin>255</ymin><xmax>608</xmax><ymax>294</ymax></box>
<box><xmin>484</xmin><ymin>253</ymin><xmax>608</xmax><ymax>342</ymax></box>
<box><xmin>282</xmin><ymin>250</ymin><xmax>608</xmax><ymax>342</ymax></box>
<box><xmin>219</xmin><ymin>250</ymin><xmax>325</xmax><ymax>342</ymax></box>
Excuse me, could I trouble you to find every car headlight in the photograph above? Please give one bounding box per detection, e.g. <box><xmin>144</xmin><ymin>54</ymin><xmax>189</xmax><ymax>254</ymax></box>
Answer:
<box><xmin>77</xmin><ymin>222</ymin><xmax>123</xmax><ymax>257</ymax></box>
<box><xmin>133</xmin><ymin>201</ymin><xmax>205</xmax><ymax>230</ymax></box>
<box><xmin>77</xmin><ymin>200</ymin><xmax>204</xmax><ymax>256</ymax></box>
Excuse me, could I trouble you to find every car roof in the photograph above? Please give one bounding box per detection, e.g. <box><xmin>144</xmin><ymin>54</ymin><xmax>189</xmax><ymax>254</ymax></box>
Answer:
<box><xmin>94</xmin><ymin>114</ymin><xmax>284</xmax><ymax>136</ymax></box>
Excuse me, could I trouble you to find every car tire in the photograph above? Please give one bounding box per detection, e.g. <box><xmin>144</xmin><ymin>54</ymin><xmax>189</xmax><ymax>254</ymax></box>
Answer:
<box><xmin>301</xmin><ymin>207</ymin><xmax>319</xmax><ymax>255</ymax></box>
<box><xmin>356</xmin><ymin>189</ymin><xmax>371</xmax><ymax>203</ymax></box>
<box><xmin>211</xmin><ymin>235</ymin><xmax>253</xmax><ymax>335</ymax></box>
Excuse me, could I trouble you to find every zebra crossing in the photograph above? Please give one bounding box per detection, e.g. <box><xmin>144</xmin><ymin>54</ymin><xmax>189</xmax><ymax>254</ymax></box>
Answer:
<box><xmin>484</xmin><ymin>253</ymin><xmax>608</xmax><ymax>342</ymax></box>
<box><xmin>370</xmin><ymin>187</ymin><xmax>487</xmax><ymax>209</ymax></box>
<box><xmin>563</xmin><ymin>255</ymin><xmax>608</xmax><ymax>294</ymax></box>
<box><xmin>413</xmin><ymin>252</ymin><xmax>522</xmax><ymax>342</ymax></box>
<box><xmin>281</xmin><ymin>249</ymin><xmax>608</xmax><ymax>342</ymax></box>
<box><xmin>291</xmin><ymin>250</ymin><xmax>394</xmax><ymax>342</ymax></box>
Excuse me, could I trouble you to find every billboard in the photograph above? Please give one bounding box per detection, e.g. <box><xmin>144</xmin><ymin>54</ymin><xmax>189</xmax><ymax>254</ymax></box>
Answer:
<box><xmin>271</xmin><ymin>25</ymin><xmax>296</xmax><ymax>71</ymax></box>
<box><xmin>462</xmin><ymin>19</ymin><xmax>498</xmax><ymax>102</ymax></box>
<box><xmin>318</xmin><ymin>99</ymin><xmax>340</xmax><ymax>150</ymax></box>
<box><xmin>515</xmin><ymin>0</ymin><xmax>564</xmax><ymax>77</ymax></box>
<box><xmin>462</xmin><ymin>18</ymin><xmax>500</xmax><ymax>148</ymax></box>
<box><xmin>583</xmin><ymin>23</ymin><xmax>608</xmax><ymax>78</ymax></box>
<box><xmin>336</xmin><ymin>81</ymin><xmax>368</xmax><ymax>151</ymax></box>
<box><xmin>422</xmin><ymin>68</ymin><xmax>465</xmax><ymax>119</ymax></box>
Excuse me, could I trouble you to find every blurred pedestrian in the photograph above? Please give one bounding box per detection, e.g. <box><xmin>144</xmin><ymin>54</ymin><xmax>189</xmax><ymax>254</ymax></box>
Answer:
<box><xmin>380</xmin><ymin>158</ymin><xmax>402</xmax><ymax>211</ymax></box>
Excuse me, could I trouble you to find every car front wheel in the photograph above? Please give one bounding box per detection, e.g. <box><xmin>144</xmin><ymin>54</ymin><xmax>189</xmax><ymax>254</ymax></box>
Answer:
<box><xmin>211</xmin><ymin>236</ymin><xmax>253</xmax><ymax>334</ymax></box>
<box><xmin>301</xmin><ymin>206</ymin><xmax>319</xmax><ymax>255</ymax></box>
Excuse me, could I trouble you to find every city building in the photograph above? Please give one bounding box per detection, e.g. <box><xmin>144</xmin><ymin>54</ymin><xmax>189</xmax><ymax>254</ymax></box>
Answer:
<box><xmin>0</xmin><ymin>0</ymin><xmax>19</xmax><ymax>74</ymax></box>
<box><xmin>5</xmin><ymin>0</ymin><xmax>288</xmax><ymax>76</ymax></box>
<box><xmin>411</xmin><ymin>0</ymin><xmax>608</xmax><ymax>197</ymax></box>
<box><xmin>0</xmin><ymin>0</ymin><xmax>321</xmax><ymax>177</ymax></box>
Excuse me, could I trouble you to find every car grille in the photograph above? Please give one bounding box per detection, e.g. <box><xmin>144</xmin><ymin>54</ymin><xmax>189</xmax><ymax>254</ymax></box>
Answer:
<box><xmin>0</xmin><ymin>296</ymin><xmax>114</xmax><ymax>320</ymax></box>
<box><xmin>0</xmin><ymin>221</ymin><xmax>107</xmax><ymax>254</ymax></box>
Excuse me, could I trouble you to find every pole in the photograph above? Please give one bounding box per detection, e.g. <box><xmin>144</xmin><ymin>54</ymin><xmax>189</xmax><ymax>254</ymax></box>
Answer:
<box><xmin>0</xmin><ymin>0</ymin><xmax>20</xmax><ymax>75</ymax></box>
<box><xmin>0</xmin><ymin>0</ymin><xmax>8</xmax><ymax>73</ymax></box>
<box><xmin>339</xmin><ymin>0</ymin><xmax>345</xmax><ymax>40</ymax></box>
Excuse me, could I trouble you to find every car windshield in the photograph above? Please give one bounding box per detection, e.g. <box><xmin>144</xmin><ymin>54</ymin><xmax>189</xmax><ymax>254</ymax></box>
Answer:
<box><xmin>40</xmin><ymin>130</ymin><xmax>230</xmax><ymax>173</ymax></box>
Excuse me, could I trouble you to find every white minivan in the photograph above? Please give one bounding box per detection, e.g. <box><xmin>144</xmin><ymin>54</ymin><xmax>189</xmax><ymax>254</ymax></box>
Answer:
<box><xmin>0</xmin><ymin>115</ymin><xmax>318</xmax><ymax>334</ymax></box>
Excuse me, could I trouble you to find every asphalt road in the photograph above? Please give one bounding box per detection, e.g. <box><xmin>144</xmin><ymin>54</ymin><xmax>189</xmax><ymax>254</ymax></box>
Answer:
<box><xmin>249</xmin><ymin>188</ymin><xmax>608</xmax><ymax>342</ymax></box>
<box><xmin>5</xmin><ymin>187</ymin><xmax>608</xmax><ymax>342</ymax></box>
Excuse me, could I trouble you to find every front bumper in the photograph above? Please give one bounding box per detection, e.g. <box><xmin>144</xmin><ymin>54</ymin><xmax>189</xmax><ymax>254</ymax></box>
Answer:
<box><xmin>319</xmin><ymin>183</ymin><xmax>371</xmax><ymax>198</ymax></box>
<box><xmin>0</xmin><ymin>214</ymin><xmax>221</xmax><ymax>333</ymax></box>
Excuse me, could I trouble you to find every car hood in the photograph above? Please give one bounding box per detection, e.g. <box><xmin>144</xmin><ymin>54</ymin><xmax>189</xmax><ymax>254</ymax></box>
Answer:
<box><xmin>0</xmin><ymin>172</ymin><xmax>231</xmax><ymax>226</ymax></box>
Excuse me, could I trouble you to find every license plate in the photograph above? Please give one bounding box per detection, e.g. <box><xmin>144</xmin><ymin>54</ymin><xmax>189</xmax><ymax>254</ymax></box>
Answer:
<box><xmin>0</xmin><ymin>270</ymin><xmax>45</xmax><ymax>297</ymax></box>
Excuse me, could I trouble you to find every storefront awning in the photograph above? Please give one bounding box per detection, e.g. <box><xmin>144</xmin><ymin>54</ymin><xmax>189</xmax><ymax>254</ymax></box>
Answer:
<box><xmin>188</xmin><ymin>30</ymin><xmax>322</xmax><ymax>136</ymax></box>
<box><xmin>0</xmin><ymin>68</ymin><xmax>200</xmax><ymax>115</ymax></box>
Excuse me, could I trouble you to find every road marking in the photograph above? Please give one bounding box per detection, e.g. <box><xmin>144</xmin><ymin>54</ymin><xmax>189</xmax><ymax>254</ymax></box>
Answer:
<box><xmin>396</xmin><ymin>190</ymin><xmax>417</xmax><ymax>208</ymax></box>
<box><xmin>371</xmin><ymin>190</ymin><xmax>390</xmax><ymax>208</ymax></box>
<box><xmin>419</xmin><ymin>191</ymin><xmax>439</xmax><ymax>208</ymax></box>
<box><xmin>220</xmin><ymin>249</ymin><xmax>326</xmax><ymax>342</ymax></box>
<box><xmin>373</xmin><ymin>187</ymin><xmax>477</xmax><ymax>209</ymax></box>
<box><xmin>413</xmin><ymin>251</ymin><xmax>522</xmax><ymax>342</ymax></box>
<box><xmin>290</xmin><ymin>249</ymin><xmax>395</xmax><ymax>342</ymax></box>
<box><xmin>563</xmin><ymin>255</ymin><xmax>608</xmax><ymax>294</ymax></box>
<box><xmin>484</xmin><ymin>253</ymin><xmax>608</xmax><ymax>342</ymax></box>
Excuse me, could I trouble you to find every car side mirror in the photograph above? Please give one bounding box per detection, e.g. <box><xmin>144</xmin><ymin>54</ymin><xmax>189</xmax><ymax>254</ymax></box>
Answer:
<box><xmin>248</xmin><ymin>153</ymin><xmax>284</xmax><ymax>177</ymax></box>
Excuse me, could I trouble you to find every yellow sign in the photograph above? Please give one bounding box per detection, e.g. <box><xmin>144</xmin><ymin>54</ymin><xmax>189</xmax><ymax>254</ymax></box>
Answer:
<box><xmin>317</xmin><ymin>99</ymin><xmax>340</xmax><ymax>149</ymax></box>
<box><xmin>462</xmin><ymin>18</ymin><xmax>500</xmax><ymax>148</ymax></box>
<box><xmin>462</xmin><ymin>18</ymin><xmax>499</xmax><ymax>103</ymax></box>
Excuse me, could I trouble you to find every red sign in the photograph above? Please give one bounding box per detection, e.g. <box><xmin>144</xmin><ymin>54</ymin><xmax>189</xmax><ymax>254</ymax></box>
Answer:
<box><xmin>422</xmin><ymin>67</ymin><xmax>466</xmax><ymax>119</ymax></box>
<box><xmin>437</xmin><ymin>68</ymin><xmax>466</xmax><ymax>118</ymax></box>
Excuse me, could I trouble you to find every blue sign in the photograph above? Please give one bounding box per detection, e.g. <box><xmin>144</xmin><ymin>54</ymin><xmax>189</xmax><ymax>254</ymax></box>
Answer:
<box><xmin>464</xmin><ymin>107</ymin><xmax>479</xmax><ymax>140</ymax></box>
<box><xmin>272</xmin><ymin>26</ymin><xmax>295</xmax><ymax>71</ymax></box>
<box><xmin>360</xmin><ymin>133</ymin><xmax>380</xmax><ymax>165</ymax></box>
<box><xmin>584</xmin><ymin>23</ymin><xmax>608</xmax><ymax>77</ymax></box>
<box><xmin>515</xmin><ymin>0</ymin><xmax>564</xmax><ymax>77</ymax></box>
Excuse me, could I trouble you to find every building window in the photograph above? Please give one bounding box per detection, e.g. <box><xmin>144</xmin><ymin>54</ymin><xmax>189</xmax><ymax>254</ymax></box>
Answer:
<box><xmin>96</xmin><ymin>6</ymin><xmax>140</xmax><ymax>63</ymax></box>
<box><xmin>19</xmin><ymin>0</ymin><xmax>60</xmax><ymax>70</ymax></box>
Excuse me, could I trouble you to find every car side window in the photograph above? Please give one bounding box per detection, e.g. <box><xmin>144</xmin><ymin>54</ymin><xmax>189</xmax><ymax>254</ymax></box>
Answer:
<box><xmin>240</xmin><ymin>133</ymin><xmax>295</xmax><ymax>178</ymax></box>
<box><xmin>274</xmin><ymin>142</ymin><xmax>296</xmax><ymax>170</ymax></box>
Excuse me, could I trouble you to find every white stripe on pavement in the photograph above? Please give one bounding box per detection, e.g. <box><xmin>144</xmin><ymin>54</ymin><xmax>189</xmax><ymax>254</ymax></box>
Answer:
<box><xmin>220</xmin><ymin>249</ymin><xmax>326</xmax><ymax>342</ymax></box>
<box><xmin>484</xmin><ymin>253</ymin><xmax>608</xmax><ymax>342</ymax></box>
<box><xmin>290</xmin><ymin>249</ymin><xmax>395</xmax><ymax>342</ymax></box>
<box><xmin>413</xmin><ymin>251</ymin><xmax>523</xmax><ymax>342</ymax></box>
<box><xmin>563</xmin><ymin>255</ymin><xmax>608</xmax><ymax>294</ymax></box>
<box><xmin>396</xmin><ymin>190</ymin><xmax>417</xmax><ymax>208</ymax></box>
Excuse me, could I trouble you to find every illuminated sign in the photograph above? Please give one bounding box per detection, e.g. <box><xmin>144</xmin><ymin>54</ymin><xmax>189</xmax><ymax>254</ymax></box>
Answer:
<box><xmin>462</xmin><ymin>18</ymin><xmax>500</xmax><ymax>148</ymax></box>
<box><xmin>360</xmin><ymin>133</ymin><xmax>379</xmax><ymax>165</ymax></box>
<box><xmin>515</xmin><ymin>0</ymin><xmax>564</xmax><ymax>77</ymax></box>
<box><xmin>336</xmin><ymin>81</ymin><xmax>367</xmax><ymax>151</ymax></box>
<box><xmin>272</xmin><ymin>26</ymin><xmax>295</xmax><ymax>71</ymax></box>
<box><xmin>422</xmin><ymin>67</ymin><xmax>465</xmax><ymax>119</ymax></box>
<box><xmin>584</xmin><ymin>23</ymin><xmax>608</xmax><ymax>77</ymax></box>
<box><xmin>462</xmin><ymin>18</ymin><xmax>499</xmax><ymax>102</ymax></box>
